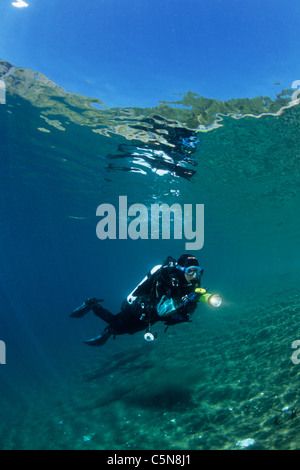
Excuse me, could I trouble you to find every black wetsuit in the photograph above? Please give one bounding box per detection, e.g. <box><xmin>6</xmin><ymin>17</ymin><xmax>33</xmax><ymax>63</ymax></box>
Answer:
<box><xmin>91</xmin><ymin>261</ymin><xmax>200</xmax><ymax>336</ymax></box>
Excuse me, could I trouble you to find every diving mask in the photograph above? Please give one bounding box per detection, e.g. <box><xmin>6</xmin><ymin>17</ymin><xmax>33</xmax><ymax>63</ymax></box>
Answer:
<box><xmin>177</xmin><ymin>265</ymin><xmax>204</xmax><ymax>278</ymax></box>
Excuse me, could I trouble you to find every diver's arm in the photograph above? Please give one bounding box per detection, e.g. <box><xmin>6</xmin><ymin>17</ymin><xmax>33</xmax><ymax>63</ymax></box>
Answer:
<box><xmin>162</xmin><ymin>312</ymin><xmax>191</xmax><ymax>325</ymax></box>
<box><xmin>156</xmin><ymin>296</ymin><xmax>180</xmax><ymax>318</ymax></box>
<box><xmin>160</xmin><ymin>297</ymin><xmax>197</xmax><ymax>326</ymax></box>
<box><xmin>156</xmin><ymin>294</ymin><xmax>197</xmax><ymax>318</ymax></box>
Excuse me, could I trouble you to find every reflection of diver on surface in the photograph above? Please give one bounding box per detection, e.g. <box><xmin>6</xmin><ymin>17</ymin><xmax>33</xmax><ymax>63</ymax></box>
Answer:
<box><xmin>106</xmin><ymin>116</ymin><xmax>200</xmax><ymax>180</ymax></box>
<box><xmin>70</xmin><ymin>254</ymin><xmax>222</xmax><ymax>346</ymax></box>
<box><xmin>106</xmin><ymin>154</ymin><xmax>196</xmax><ymax>180</ymax></box>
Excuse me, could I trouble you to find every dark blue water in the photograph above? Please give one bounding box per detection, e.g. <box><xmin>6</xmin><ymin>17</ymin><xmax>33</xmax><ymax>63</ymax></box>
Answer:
<box><xmin>0</xmin><ymin>76</ymin><xmax>300</xmax><ymax>449</ymax></box>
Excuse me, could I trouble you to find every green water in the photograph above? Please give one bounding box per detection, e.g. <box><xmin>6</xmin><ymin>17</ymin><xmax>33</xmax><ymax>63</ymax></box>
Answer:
<box><xmin>0</xmin><ymin>72</ymin><xmax>299</xmax><ymax>450</ymax></box>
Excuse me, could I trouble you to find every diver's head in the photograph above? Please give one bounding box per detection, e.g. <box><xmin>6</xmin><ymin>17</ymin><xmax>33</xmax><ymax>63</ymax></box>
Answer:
<box><xmin>177</xmin><ymin>254</ymin><xmax>203</xmax><ymax>282</ymax></box>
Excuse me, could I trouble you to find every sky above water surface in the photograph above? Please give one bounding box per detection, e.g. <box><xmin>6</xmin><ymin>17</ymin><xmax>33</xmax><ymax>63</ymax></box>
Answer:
<box><xmin>1</xmin><ymin>0</ymin><xmax>300</xmax><ymax>107</ymax></box>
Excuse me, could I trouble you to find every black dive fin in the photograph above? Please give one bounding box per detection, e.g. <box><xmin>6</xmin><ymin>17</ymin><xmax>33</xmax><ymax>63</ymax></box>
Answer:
<box><xmin>83</xmin><ymin>330</ymin><xmax>112</xmax><ymax>346</ymax></box>
<box><xmin>70</xmin><ymin>298</ymin><xmax>103</xmax><ymax>318</ymax></box>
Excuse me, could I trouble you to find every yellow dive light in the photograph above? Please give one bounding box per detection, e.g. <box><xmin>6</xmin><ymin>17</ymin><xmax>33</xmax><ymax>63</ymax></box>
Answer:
<box><xmin>195</xmin><ymin>288</ymin><xmax>222</xmax><ymax>308</ymax></box>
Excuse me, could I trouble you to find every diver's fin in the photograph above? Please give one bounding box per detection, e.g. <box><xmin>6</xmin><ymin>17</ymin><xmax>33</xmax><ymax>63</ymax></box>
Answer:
<box><xmin>83</xmin><ymin>329</ymin><xmax>112</xmax><ymax>346</ymax></box>
<box><xmin>70</xmin><ymin>298</ymin><xmax>103</xmax><ymax>318</ymax></box>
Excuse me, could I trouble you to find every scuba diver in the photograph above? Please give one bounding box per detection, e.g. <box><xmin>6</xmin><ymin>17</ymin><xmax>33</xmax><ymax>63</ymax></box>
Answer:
<box><xmin>70</xmin><ymin>254</ymin><xmax>222</xmax><ymax>346</ymax></box>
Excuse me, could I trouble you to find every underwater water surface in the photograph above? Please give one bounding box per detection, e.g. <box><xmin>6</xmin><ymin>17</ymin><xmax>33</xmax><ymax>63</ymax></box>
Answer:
<box><xmin>0</xmin><ymin>61</ymin><xmax>300</xmax><ymax>450</ymax></box>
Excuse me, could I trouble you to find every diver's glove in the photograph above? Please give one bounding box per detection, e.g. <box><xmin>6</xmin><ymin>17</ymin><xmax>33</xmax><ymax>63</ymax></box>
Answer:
<box><xmin>70</xmin><ymin>298</ymin><xmax>104</xmax><ymax>318</ymax></box>
<box><xmin>181</xmin><ymin>292</ymin><xmax>199</xmax><ymax>307</ymax></box>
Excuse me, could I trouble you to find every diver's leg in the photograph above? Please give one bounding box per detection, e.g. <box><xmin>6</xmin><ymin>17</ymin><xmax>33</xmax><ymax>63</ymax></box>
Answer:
<box><xmin>108</xmin><ymin>304</ymin><xmax>147</xmax><ymax>335</ymax></box>
<box><xmin>82</xmin><ymin>305</ymin><xmax>118</xmax><ymax>347</ymax></box>
<box><xmin>92</xmin><ymin>304</ymin><xmax>139</xmax><ymax>334</ymax></box>
<box><xmin>83</xmin><ymin>304</ymin><xmax>147</xmax><ymax>346</ymax></box>
<box><xmin>91</xmin><ymin>304</ymin><xmax>119</xmax><ymax>328</ymax></box>
<box><xmin>70</xmin><ymin>298</ymin><xmax>103</xmax><ymax>318</ymax></box>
